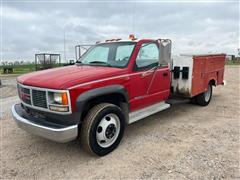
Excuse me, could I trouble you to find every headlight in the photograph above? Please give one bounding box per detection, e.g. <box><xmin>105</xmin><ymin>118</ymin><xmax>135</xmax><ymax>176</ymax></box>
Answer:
<box><xmin>53</xmin><ymin>93</ymin><xmax>63</xmax><ymax>104</ymax></box>
<box><xmin>48</xmin><ymin>91</ymin><xmax>69</xmax><ymax>112</ymax></box>
<box><xmin>48</xmin><ymin>92</ymin><xmax>69</xmax><ymax>106</ymax></box>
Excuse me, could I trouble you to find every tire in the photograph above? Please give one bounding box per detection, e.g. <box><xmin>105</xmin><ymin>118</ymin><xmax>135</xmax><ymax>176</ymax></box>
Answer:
<box><xmin>196</xmin><ymin>82</ymin><xmax>212</xmax><ymax>106</ymax></box>
<box><xmin>190</xmin><ymin>97</ymin><xmax>197</xmax><ymax>104</ymax></box>
<box><xmin>80</xmin><ymin>103</ymin><xmax>125</xmax><ymax>156</ymax></box>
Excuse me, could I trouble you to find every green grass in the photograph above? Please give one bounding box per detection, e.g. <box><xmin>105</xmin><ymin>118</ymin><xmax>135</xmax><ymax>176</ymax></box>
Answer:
<box><xmin>1</xmin><ymin>61</ymin><xmax>239</xmax><ymax>75</ymax></box>
<box><xmin>0</xmin><ymin>63</ymin><xmax>65</xmax><ymax>74</ymax></box>
<box><xmin>225</xmin><ymin>61</ymin><xmax>240</xmax><ymax>65</ymax></box>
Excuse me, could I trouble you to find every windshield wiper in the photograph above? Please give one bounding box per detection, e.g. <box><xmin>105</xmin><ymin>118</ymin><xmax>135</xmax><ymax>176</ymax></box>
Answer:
<box><xmin>89</xmin><ymin>61</ymin><xmax>112</xmax><ymax>67</ymax></box>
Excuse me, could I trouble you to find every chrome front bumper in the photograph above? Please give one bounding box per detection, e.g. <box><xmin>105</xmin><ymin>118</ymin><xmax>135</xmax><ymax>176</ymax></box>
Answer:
<box><xmin>11</xmin><ymin>103</ymin><xmax>78</xmax><ymax>143</ymax></box>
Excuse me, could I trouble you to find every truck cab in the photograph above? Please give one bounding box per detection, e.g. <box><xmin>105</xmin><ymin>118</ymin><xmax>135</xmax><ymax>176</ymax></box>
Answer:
<box><xmin>11</xmin><ymin>36</ymin><xmax>225</xmax><ymax>156</ymax></box>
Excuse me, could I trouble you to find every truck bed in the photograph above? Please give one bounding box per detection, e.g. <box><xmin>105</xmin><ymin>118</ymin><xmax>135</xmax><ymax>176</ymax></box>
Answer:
<box><xmin>171</xmin><ymin>54</ymin><xmax>226</xmax><ymax>98</ymax></box>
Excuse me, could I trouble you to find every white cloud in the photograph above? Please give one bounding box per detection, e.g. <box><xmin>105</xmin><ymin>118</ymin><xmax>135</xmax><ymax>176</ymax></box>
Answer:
<box><xmin>1</xmin><ymin>6</ymin><xmax>38</xmax><ymax>20</ymax></box>
<box><xmin>1</xmin><ymin>1</ymin><xmax>238</xmax><ymax>62</ymax></box>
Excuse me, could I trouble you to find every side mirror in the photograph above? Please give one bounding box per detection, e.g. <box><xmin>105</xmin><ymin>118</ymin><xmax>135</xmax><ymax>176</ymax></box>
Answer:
<box><xmin>182</xmin><ymin>67</ymin><xmax>189</xmax><ymax>79</ymax></box>
<box><xmin>173</xmin><ymin>66</ymin><xmax>180</xmax><ymax>79</ymax></box>
<box><xmin>75</xmin><ymin>45</ymin><xmax>81</xmax><ymax>61</ymax></box>
<box><xmin>75</xmin><ymin>44</ymin><xmax>93</xmax><ymax>61</ymax></box>
<box><xmin>172</xmin><ymin>66</ymin><xmax>189</xmax><ymax>79</ymax></box>
<box><xmin>159</xmin><ymin>39</ymin><xmax>172</xmax><ymax>66</ymax></box>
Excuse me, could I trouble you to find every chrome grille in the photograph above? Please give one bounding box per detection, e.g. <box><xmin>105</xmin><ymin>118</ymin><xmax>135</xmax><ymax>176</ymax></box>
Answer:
<box><xmin>17</xmin><ymin>83</ymin><xmax>71</xmax><ymax>114</ymax></box>
<box><xmin>18</xmin><ymin>85</ymin><xmax>31</xmax><ymax>105</ymax></box>
<box><xmin>32</xmin><ymin>89</ymin><xmax>47</xmax><ymax>108</ymax></box>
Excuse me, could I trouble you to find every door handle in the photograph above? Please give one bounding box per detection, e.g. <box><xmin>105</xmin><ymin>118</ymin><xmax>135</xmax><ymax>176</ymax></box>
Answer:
<box><xmin>163</xmin><ymin>72</ymin><xmax>168</xmax><ymax>77</ymax></box>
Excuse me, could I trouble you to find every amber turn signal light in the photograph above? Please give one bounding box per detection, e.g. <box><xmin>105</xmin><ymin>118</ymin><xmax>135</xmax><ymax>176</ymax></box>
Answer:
<box><xmin>61</xmin><ymin>92</ymin><xmax>68</xmax><ymax>105</ymax></box>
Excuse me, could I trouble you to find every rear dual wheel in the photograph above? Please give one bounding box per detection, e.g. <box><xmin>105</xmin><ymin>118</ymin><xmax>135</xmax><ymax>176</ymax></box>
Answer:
<box><xmin>196</xmin><ymin>82</ymin><xmax>212</xmax><ymax>106</ymax></box>
<box><xmin>80</xmin><ymin>103</ymin><xmax>125</xmax><ymax>156</ymax></box>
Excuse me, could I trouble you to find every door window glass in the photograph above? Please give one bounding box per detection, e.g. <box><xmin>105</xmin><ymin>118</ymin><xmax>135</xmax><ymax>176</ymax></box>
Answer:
<box><xmin>135</xmin><ymin>43</ymin><xmax>159</xmax><ymax>69</ymax></box>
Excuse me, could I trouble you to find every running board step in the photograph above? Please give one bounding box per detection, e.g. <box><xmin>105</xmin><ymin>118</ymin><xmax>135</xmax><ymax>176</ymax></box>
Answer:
<box><xmin>166</xmin><ymin>97</ymin><xmax>190</xmax><ymax>105</ymax></box>
<box><xmin>128</xmin><ymin>102</ymin><xmax>170</xmax><ymax>124</ymax></box>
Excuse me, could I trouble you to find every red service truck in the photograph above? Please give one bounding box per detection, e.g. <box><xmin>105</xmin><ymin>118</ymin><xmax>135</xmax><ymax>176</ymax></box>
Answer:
<box><xmin>11</xmin><ymin>36</ymin><xmax>226</xmax><ymax>156</ymax></box>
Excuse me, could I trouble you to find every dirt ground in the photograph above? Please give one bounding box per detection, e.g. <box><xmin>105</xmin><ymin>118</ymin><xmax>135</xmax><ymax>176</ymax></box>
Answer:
<box><xmin>0</xmin><ymin>66</ymin><xmax>239</xmax><ymax>179</ymax></box>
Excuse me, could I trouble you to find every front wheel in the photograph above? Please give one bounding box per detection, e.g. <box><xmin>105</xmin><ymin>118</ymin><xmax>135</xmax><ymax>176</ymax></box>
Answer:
<box><xmin>80</xmin><ymin>103</ymin><xmax>125</xmax><ymax>156</ymax></box>
<box><xmin>196</xmin><ymin>83</ymin><xmax>212</xmax><ymax>106</ymax></box>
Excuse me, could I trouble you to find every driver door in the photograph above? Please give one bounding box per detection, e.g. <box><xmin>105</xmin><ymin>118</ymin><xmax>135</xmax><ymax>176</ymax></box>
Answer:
<box><xmin>130</xmin><ymin>42</ymin><xmax>170</xmax><ymax>111</ymax></box>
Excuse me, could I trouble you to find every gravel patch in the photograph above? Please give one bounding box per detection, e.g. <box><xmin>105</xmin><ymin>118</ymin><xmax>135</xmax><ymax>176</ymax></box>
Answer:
<box><xmin>0</xmin><ymin>66</ymin><xmax>239</xmax><ymax>179</ymax></box>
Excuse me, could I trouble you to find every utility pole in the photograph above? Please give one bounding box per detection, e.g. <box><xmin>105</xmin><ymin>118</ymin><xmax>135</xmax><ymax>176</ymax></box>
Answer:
<box><xmin>131</xmin><ymin>1</ymin><xmax>136</xmax><ymax>35</ymax></box>
<box><xmin>64</xmin><ymin>30</ymin><xmax>66</xmax><ymax>63</ymax></box>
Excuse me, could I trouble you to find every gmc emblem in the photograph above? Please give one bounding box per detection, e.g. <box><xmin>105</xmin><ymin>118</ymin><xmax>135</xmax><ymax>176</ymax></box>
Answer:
<box><xmin>20</xmin><ymin>92</ymin><xmax>30</xmax><ymax>101</ymax></box>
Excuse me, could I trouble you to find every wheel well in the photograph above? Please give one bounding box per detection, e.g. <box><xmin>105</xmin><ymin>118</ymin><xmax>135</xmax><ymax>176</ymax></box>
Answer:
<box><xmin>80</xmin><ymin>93</ymin><xmax>128</xmax><ymax>122</ymax></box>
<box><xmin>210</xmin><ymin>79</ymin><xmax>216</xmax><ymax>86</ymax></box>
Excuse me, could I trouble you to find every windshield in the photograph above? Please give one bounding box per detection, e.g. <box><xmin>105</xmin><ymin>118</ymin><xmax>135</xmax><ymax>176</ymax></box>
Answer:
<box><xmin>79</xmin><ymin>42</ymin><xmax>136</xmax><ymax>68</ymax></box>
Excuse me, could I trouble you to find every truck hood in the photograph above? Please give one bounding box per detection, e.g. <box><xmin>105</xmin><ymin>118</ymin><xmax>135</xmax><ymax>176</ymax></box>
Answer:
<box><xmin>17</xmin><ymin>65</ymin><xmax>127</xmax><ymax>89</ymax></box>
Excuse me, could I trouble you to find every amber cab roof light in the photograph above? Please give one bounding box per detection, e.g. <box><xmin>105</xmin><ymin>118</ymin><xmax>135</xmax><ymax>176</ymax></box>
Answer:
<box><xmin>129</xmin><ymin>34</ymin><xmax>137</xmax><ymax>40</ymax></box>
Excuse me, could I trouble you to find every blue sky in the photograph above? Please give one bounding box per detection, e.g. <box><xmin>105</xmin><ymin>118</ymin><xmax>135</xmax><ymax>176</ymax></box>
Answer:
<box><xmin>0</xmin><ymin>0</ymin><xmax>239</xmax><ymax>62</ymax></box>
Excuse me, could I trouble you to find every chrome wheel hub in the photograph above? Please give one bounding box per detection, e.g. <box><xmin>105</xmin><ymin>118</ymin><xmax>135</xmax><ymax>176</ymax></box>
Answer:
<box><xmin>96</xmin><ymin>113</ymin><xmax>120</xmax><ymax>148</ymax></box>
<box><xmin>204</xmin><ymin>85</ymin><xmax>211</xmax><ymax>102</ymax></box>
<box><xmin>105</xmin><ymin>124</ymin><xmax>116</xmax><ymax>139</ymax></box>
